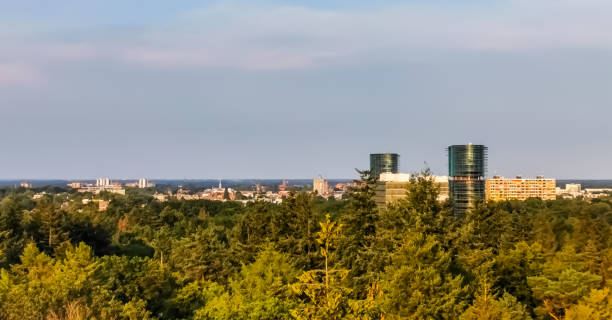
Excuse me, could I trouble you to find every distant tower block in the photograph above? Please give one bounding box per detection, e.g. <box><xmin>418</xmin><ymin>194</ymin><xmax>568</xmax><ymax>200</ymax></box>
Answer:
<box><xmin>138</xmin><ymin>178</ymin><xmax>149</xmax><ymax>188</ymax></box>
<box><xmin>369</xmin><ymin>153</ymin><xmax>399</xmax><ymax>178</ymax></box>
<box><xmin>448</xmin><ymin>144</ymin><xmax>488</xmax><ymax>215</ymax></box>
<box><xmin>313</xmin><ymin>176</ymin><xmax>329</xmax><ymax>196</ymax></box>
<box><xmin>96</xmin><ymin>178</ymin><xmax>111</xmax><ymax>187</ymax></box>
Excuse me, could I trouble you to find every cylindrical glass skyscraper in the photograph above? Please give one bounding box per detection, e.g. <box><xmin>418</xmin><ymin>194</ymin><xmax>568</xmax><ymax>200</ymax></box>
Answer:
<box><xmin>448</xmin><ymin>144</ymin><xmax>487</xmax><ymax>214</ymax></box>
<box><xmin>370</xmin><ymin>153</ymin><xmax>399</xmax><ymax>178</ymax></box>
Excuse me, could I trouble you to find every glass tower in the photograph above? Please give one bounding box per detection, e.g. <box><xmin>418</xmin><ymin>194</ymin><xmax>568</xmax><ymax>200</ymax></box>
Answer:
<box><xmin>448</xmin><ymin>144</ymin><xmax>488</xmax><ymax>214</ymax></box>
<box><xmin>370</xmin><ymin>153</ymin><xmax>399</xmax><ymax>178</ymax></box>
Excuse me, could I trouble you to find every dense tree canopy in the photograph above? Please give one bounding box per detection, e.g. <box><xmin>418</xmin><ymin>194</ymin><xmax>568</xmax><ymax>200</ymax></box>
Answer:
<box><xmin>0</xmin><ymin>175</ymin><xmax>611</xmax><ymax>319</ymax></box>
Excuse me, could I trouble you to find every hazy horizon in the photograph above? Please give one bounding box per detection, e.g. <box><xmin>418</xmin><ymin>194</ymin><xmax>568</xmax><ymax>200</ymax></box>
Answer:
<box><xmin>1</xmin><ymin>0</ymin><xmax>611</xmax><ymax>179</ymax></box>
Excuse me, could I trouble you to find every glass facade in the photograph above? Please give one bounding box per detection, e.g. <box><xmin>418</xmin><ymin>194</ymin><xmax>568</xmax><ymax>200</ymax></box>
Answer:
<box><xmin>448</xmin><ymin>144</ymin><xmax>488</xmax><ymax>214</ymax></box>
<box><xmin>370</xmin><ymin>153</ymin><xmax>399</xmax><ymax>178</ymax></box>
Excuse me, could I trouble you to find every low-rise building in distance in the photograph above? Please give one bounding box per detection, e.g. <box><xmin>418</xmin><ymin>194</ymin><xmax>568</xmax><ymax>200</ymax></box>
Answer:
<box><xmin>20</xmin><ymin>181</ymin><xmax>32</xmax><ymax>188</ymax></box>
<box><xmin>67</xmin><ymin>182</ymin><xmax>82</xmax><ymax>189</ymax></box>
<box><xmin>486</xmin><ymin>176</ymin><xmax>556</xmax><ymax>201</ymax></box>
<box><xmin>77</xmin><ymin>178</ymin><xmax>126</xmax><ymax>195</ymax></box>
<box><xmin>556</xmin><ymin>183</ymin><xmax>612</xmax><ymax>200</ymax></box>
<box><xmin>153</xmin><ymin>192</ymin><xmax>169</xmax><ymax>202</ymax></box>
<box><xmin>557</xmin><ymin>183</ymin><xmax>582</xmax><ymax>198</ymax></box>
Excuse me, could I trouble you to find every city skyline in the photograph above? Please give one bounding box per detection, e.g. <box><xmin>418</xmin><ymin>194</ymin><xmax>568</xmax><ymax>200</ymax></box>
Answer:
<box><xmin>1</xmin><ymin>1</ymin><xmax>611</xmax><ymax>179</ymax></box>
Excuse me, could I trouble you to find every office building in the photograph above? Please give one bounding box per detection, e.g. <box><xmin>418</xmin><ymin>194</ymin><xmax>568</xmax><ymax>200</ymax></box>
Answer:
<box><xmin>486</xmin><ymin>176</ymin><xmax>556</xmax><ymax>201</ymax></box>
<box><xmin>370</xmin><ymin>153</ymin><xmax>399</xmax><ymax>178</ymax></box>
<box><xmin>374</xmin><ymin>173</ymin><xmax>449</xmax><ymax>209</ymax></box>
<box><xmin>448</xmin><ymin>144</ymin><xmax>487</xmax><ymax>214</ymax></box>
<box><xmin>313</xmin><ymin>176</ymin><xmax>329</xmax><ymax>196</ymax></box>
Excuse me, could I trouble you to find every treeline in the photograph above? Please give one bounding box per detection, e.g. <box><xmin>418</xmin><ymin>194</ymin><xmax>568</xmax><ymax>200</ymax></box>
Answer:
<box><xmin>0</xmin><ymin>171</ymin><xmax>611</xmax><ymax>319</ymax></box>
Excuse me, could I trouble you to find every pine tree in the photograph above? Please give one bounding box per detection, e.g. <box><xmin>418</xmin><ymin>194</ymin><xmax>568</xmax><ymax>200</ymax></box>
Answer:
<box><xmin>27</xmin><ymin>197</ymin><xmax>68</xmax><ymax>252</ymax></box>
<box><xmin>291</xmin><ymin>214</ymin><xmax>351</xmax><ymax>320</ymax></box>
<box><xmin>565</xmin><ymin>287</ymin><xmax>612</xmax><ymax>320</ymax></box>
<box><xmin>528</xmin><ymin>267</ymin><xmax>601</xmax><ymax>319</ymax></box>
<box><xmin>338</xmin><ymin>169</ymin><xmax>379</xmax><ymax>296</ymax></box>
<box><xmin>274</xmin><ymin>192</ymin><xmax>320</xmax><ymax>270</ymax></box>
<box><xmin>460</xmin><ymin>280</ymin><xmax>532</xmax><ymax>320</ymax></box>
<box><xmin>381</xmin><ymin>232</ymin><xmax>468</xmax><ymax>319</ymax></box>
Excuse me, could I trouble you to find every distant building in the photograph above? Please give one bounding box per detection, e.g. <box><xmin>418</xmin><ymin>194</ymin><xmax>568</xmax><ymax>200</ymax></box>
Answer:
<box><xmin>486</xmin><ymin>176</ymin><xmax>556</xmax><ymax>201</ymax></box>
<box><xmin>374</xmin><ymin>173</ymin><xmax>449</xmax><ymax>209</ymax></box>
<box><xmin>556</xmin><ymin>183</ymin><xmax>583</xmax><ymax>198</ymax></box>
<box><xmin>566</xmin><ymin>183</ymin><xmax>582</xmax><ymax>195</ymax></box>
<box><xmin>583</xmin><ymin>188</ymin><xmax>612</xmax><ymax>199</ymax></box>
<box><xmin>435</xmin><ymin>176</ymin><xmax>450</xmax><ymax>202</ymax></box>
<box><xmin>96</xmin><ymin>178</ymin><xmax>111</xmax><ymax>187</ymax></box>
<box><xmin>67</xmin><ymin>182</ymin><xmax>82</xmax><ymax>189</ymax></box>
<box><xmin>279</xmin><ymin>179</ymin><xmax>289</xmax><ymax>192</ymax></box>
<box><xmin>313</xmin><ymin>176</ymin><xmax>329</xmax><ymax>196</ymax></box>
<box><xmin>138</xmin><ymin>178</ymin><xmax>153</xmax><ymax>188</ymax></box>
<box><xmin>448</xmin><ymin>144</ymin><xmax>488</xmax><ymax>214</ymax></box>
<box><xmin>78</xmin><ymin>179</ymin><xmax>125</xmax><ymax>195</ymax></box>
<box><xmin>199</xmin><ymin>181</ymin><xmax>236</xmax><ymax>201</ymax></box>
<box><xmin>33</xmin><ymin>192</ymin><xmax>46</xmax><ymax>200</ymax></box>
<box><xmin>20</xmin><ymin>181</ymin><xmax>32</xmax><ymax>188</ymax></box>
<box><xmin>375</xmin><ymin>181</ymin><xmax>409</xmax><ymax>208</ymax></box>
<box><xmin>379</xmin><ymin>172</ymin><xmax>411</xmax><ymax>182</ymax></box>
<box><xmin>370</xmin><ymin>153</ymin><xmax>399</xmax><ymax>178</ymax></box>
<box><xmin>78</xmin><ymin>186</ymin><xmax>126</xmax><ymax>195</ymax></box>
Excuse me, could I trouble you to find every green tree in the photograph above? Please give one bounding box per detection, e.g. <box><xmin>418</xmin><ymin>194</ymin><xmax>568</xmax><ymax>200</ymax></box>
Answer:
<box><xmin>528</xmin><ymin>268</ymin><xmax>601</xmax><ymax>319</ymax></box>
<box><xmin>171</xmin><ymin>226</ymin><xmax>233</xmax><ymax>283</ymax></box>
<box><xmin>338</xmin><ymin>169</ymin><xmax>379</xmax><ymax>295</ymax></box>
<box><xmin>565</xmin><ymin>287</ymin><xmax>612</xmax><ymax>320</ymax></box>
<box><xmin>274</xmin><ymin>192</ymin><xmax>320</xmax><ymax>269</ymax></box>
<box><xmin>0</xmin><ymin>197</ymin><xmax>25</xmax><ymax>266</ymax></box>
<box><xmin>381</xmin><ymin>232</ymin><xmax>467</xmax><ymax>319</ymax></box>
<box><xmin>494</xmin><ymin>242</ymin><xmax>545</xmax><ymax>306</ymax></box>
<box><xmin>291</xmin><ymin>214</ymin><xmax>351</xmax><ymax>320</ymax></box>
<box><xmin>460</xmin><ymin>280</ymin><xmax>532</xmax><ymax>320</ymax></box>
<box><xmin>195</xmin><ymin>245</ymin><xmax>299</xmax><ymax>320</ymax></box>
<box><xmin>230</xmin><ymin>201</ymin><xmax>276</xmax><ymax>264</ymax></box>
<box><xmin>25</xmin><ymin>197</ymin><xmax>69</xmax><ymax>252</ymax></box>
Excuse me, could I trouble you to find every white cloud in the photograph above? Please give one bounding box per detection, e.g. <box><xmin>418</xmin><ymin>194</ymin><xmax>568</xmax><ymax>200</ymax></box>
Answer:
<box><xmin>115</xmin><ymin>0</ymin><xmax>612</xmax><ymax>68</ymax></box>
<box><xmin>1</xmin><ymin>0</ymin><xmax>611</xmax><ymax>70</ymax></box>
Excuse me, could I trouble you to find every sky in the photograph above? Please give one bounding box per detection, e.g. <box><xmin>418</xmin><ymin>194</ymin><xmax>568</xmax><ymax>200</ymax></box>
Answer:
<box><xmin>0</xmin><ymin>0</ymin><xmax>611</xmax><ymax>180</ymax></box>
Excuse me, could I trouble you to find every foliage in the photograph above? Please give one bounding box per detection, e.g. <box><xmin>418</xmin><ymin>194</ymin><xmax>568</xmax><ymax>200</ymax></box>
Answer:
<box><xmin>381</xmin><ymin>232</ymin><xmax>468</xmax><ymax>319</ymax></box>
<box><xmin>0</xmin><ymin>176</ymin><xmax>611</xmax><ymax>319</ymax></box>
<box><xmin>291</xmin><ymin>214</ymin><xmax>352</xmax><ymax>320</ymax></box>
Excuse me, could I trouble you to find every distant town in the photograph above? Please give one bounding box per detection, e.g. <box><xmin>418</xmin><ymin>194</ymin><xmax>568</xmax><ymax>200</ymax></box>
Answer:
<box><xmin>10</xmin><ymin>144</ymin><xmax>612</xmax><ymax>215</ymax></box>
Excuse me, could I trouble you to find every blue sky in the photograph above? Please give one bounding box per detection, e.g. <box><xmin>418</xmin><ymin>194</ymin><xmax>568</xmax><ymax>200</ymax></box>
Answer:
<box><xmin>0</xmin><ymin>0</ymin><xmax>611</xmax><ymax>179</ymax></box>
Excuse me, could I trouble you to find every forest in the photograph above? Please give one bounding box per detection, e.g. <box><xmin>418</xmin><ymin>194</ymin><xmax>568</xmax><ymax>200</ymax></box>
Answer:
<box><xmin>0</xmin><ymin>171</ymin><xmax>611</xmax><ymax>319</ymax></box>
